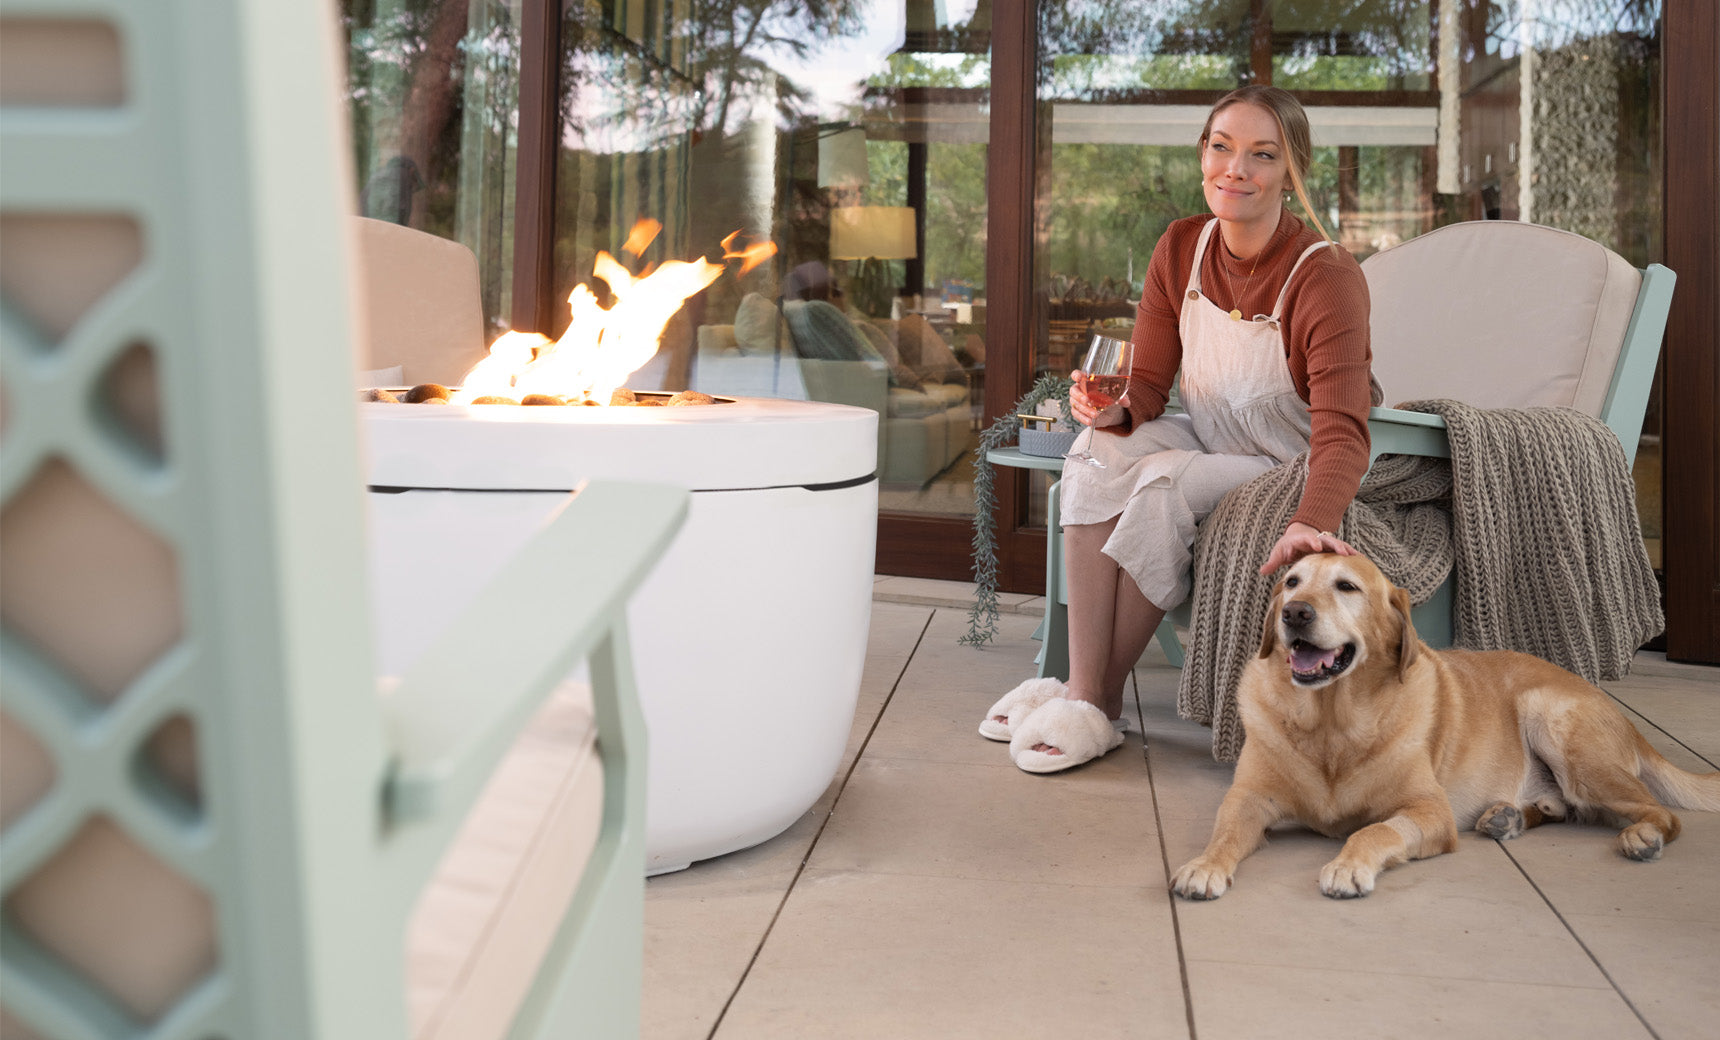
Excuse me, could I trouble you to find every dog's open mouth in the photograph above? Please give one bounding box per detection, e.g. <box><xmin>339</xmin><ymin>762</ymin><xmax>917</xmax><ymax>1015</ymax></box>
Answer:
<box><xmin>1288</xmin><ymin>640</ymin><xmax>1355</xmax><ymax>684</ymax></box>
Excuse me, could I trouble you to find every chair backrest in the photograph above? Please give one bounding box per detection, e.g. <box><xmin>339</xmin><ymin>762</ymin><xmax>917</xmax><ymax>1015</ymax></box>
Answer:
<box><xmin>2</xmin><ymin>3</ymin><xmax>680</xmax><ymax>1037</ymax></box>
<box><xmin>1364</xmin><ymin>221</ymin><xmax>1642</xmax><ymax>415</ymax></box>
<box><xmin>352</xmin><ymin>217</ymin><xmax>489</xmax><ymax>387</ymax></box>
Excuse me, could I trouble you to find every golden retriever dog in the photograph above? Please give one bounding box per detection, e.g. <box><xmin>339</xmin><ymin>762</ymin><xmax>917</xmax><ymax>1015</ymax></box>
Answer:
<box><xmin>1172</xmin><ymin>553</ymin><xmax>1720</xmax><ymax>900</ymax></box>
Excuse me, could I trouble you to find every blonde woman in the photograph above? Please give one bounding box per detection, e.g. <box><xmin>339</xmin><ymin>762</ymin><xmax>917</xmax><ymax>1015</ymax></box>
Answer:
<box><xmin>982</xmin><ymin>85</ymin><xmax>1377</xmax><ymax>773</ymax></box>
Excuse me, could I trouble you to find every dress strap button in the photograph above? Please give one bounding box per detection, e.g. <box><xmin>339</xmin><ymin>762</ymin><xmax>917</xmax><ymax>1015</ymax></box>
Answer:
<box><xmin>1186</xmin><ymin>289</ymin><xmax>1199</xmax><ymax>300</ymax></box>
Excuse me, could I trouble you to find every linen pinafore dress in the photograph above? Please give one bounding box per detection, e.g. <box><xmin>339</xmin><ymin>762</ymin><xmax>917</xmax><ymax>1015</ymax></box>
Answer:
<box><xmin>1059</xmin><ymin>218</ymin><xmax>1334</xmax><ymax>610</ymax></box>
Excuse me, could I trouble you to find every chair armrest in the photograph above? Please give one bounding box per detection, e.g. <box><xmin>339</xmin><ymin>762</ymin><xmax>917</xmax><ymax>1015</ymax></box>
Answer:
<box><xmin>382</xmin><ymin>480</ymin><xmax>688</xmax><ymax>825</ymax></box>
<box><xmin>1117</xmin><ymin>390</ymin><xmax>1451</xmax><ymax>462</ymax></box>
<box><xmin>1367</xmin><ymin>405</ymin><xmax>1450</xmax><ymax>461</ymax></box>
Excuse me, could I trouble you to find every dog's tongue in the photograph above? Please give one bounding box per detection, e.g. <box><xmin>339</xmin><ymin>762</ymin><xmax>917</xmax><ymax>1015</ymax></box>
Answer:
<box><xmin>1290</xmin><ymin>642</ymin><xmax>1339</xmax><ymax>673</ymax></box>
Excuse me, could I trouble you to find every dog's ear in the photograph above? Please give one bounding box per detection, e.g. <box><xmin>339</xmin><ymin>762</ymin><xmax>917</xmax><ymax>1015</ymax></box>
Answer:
<box><xmin>1392</xmin><ymin>584</ymin><xmax>1420</xmax><ymax>683</ymax></box>
<box><xmin>1257</xmin><ymin>579</ymin><xmax>1285</xmax><ymax>659</ymax></box>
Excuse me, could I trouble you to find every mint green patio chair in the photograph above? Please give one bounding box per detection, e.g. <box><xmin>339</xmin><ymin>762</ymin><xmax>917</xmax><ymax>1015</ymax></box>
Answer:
<box><xmin>1021</xmin><ymin>220</ymin><xmax>1674</xmax><ymax>677</ymax></box>
<box><xmin>1</xmin><ymin>3</ymin><xmax>686</xmax><ymax>1036</ymax></box>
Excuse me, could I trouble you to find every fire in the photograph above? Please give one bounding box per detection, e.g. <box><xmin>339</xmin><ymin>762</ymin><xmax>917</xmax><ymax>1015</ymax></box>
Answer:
<box><xmin>721</xmin><ymin>230</ymin><xmax>777</xmax><ymax>275</ymax></box>
<box><xmin>452</xmin><ymin>221</ymin><xmax>776</xmax><ymax>405</ymax></box>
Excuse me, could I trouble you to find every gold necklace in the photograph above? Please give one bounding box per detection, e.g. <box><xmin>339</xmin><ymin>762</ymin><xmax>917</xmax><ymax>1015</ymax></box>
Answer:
<box><xmin>1223</xmin><ymin>231</ymin><xmax>1263</xmax><ymax>321</ymax></box>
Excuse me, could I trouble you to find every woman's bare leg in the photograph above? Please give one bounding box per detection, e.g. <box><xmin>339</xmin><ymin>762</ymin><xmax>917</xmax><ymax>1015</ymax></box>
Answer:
<box><xmin>1063</xmin><ymin>520</ymin><xmax>1166</xmax><ymax>720</ymax></box>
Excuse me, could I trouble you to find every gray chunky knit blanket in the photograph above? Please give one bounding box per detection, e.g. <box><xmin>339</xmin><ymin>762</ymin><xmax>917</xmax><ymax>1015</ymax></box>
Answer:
<box><xmin>1175</xmin><ymin>399</ymin><xmax>1665</xmax><ymax>763</ymax></box>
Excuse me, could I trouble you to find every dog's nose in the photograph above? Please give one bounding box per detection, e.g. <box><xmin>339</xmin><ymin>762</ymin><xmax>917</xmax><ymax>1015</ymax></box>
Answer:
<box><xmin>1282</xmin><ymin>600</ymin><xmax>1316</xmax><ymax>629</ymax></box>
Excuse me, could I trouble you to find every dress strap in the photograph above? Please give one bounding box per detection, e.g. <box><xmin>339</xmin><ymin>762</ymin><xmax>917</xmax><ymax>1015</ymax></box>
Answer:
<box><xmin>1186</xmin><ymin>219</ymin><xmax>1220</xmax><ymax>295</ymax></box>
<box><xmin>1269</xmin><ymin>240</ymin><xmax>1336</xmax><ymax>318</ymax></box>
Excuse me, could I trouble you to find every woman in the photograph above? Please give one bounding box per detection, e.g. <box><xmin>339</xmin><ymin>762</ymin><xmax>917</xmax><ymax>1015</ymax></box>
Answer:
<box><xmin>981</xmin><ymin>85</ymin><xmax>1376</xmax><ymax>773</ymax></box>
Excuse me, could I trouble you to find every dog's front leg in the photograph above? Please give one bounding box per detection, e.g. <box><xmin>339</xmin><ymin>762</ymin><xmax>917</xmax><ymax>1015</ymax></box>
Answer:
<box><xmin>1319</xmin><ymin>795</ymin><xmax>1457</xmax><ymax>898</ymax></box>
<box><xmin>1171</xmin><ymin>786</ymin><xmax>1284</xmax><ymax>900</ymax></box>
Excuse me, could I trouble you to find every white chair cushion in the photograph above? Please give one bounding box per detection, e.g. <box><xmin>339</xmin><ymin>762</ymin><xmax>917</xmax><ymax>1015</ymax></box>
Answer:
<box><xmin>353</xmin><ymin>217</ymin><xmax>489</xmax><ymax>387</ymax></box>
<box><xmin>405</xmin><ymin>682</ymin><xmax>604</xmax><ymax>1040</ymax></box>
<box><xmin>1362</xmin><ymin>221</ymin><xmax>1640</xmax><ymax>415</ymax></box>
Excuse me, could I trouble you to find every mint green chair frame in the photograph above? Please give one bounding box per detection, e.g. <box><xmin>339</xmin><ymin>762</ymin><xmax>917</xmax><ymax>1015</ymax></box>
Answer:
<box><xmin>1</xmin><ymin>1</ymin><xmax>687</xmax><ymax>1035</ymax></box>
<box><xmin>992</xmin><ymin>244</ymin><xmax>1674</xmax><ymax>679</ymax></box>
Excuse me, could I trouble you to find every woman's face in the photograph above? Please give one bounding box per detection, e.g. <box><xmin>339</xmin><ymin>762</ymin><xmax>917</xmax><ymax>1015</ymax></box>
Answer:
<box><xmin>1200</xmin><ymin>103</ymin><xmax>1292</xmax><ymax>232</ymax></box>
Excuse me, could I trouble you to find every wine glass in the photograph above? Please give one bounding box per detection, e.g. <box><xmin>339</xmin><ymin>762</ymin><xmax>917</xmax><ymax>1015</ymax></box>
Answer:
<box><xmin>1065</xmin><ymin>333</ymin><xmax>1134</xmax><ymax>468</ymax></box>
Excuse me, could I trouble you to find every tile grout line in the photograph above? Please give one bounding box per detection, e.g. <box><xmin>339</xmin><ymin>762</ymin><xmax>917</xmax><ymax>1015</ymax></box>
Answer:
<box><xmin>1136</xmin><ymin>670</ymin><xmax>1200</xmax><ymax>1040</ymax></box>
<box><xmin>1497</xmin><ymin>841</ymin><xmax>1662</xmax><ymax>1040</ymax></box>
<box><xmin>703</xmin><ymin>607</ymin><xmax>937</xmax><ymax>1040</ymax></box>
<box><xmin>1605</xmin><ymin>690</ymin><xmax>1719</xmax><ymax>770</ymax></box>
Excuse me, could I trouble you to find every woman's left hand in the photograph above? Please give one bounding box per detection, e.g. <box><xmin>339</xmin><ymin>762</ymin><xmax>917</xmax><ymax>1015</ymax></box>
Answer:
<box><xmin>1259</xmin><ymin>522</ymin><xmax>1356</xmax><ymax>576</ymax></box>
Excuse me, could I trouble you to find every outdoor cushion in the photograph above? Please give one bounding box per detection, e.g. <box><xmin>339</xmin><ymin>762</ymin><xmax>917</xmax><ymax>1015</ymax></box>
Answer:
<box><xmin>1363</xmin><ymin>221</ymin><xmax>1639</xmax><ymax>415</ymax></box>
<box><xmin>406</xmin><ymin>681</ymin><xmax>603</xmax><ymax>1040</ymax></box>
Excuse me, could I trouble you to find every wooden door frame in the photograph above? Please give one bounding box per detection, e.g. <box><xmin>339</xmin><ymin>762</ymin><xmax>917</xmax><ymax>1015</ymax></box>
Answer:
<box><xmin>1661</xmin><ymin>0</ymin><xmax>1719</xmax><ymax>663</ymax></box>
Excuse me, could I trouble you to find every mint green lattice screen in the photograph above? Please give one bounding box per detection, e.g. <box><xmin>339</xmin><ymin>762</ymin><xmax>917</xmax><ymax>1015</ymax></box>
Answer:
<box><xmin>1</xmin><ymin>3</ymin><xmax>380</xmax><ymax>1036</ymax></box>
<box><xmin>0</xmin><ymin>15</ymin><xmax>217</xmax><ymax>1038</ymax></box>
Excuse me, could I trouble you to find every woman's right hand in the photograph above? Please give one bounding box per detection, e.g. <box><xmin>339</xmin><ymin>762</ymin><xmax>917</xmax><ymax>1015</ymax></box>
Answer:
<box><xmin>1069</xmin><ymin>370</ymin><xmax>1126</xmax><ymax>429</ymax></box>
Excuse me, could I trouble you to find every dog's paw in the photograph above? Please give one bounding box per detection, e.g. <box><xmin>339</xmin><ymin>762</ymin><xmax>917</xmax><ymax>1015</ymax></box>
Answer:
<box><xmin>1318</xmin><ymin>858</ymin><xmax>1376</xmax><ymax>899</ymax></box>
<box><xmin>1477</xmin><ymin>802</ymin><xmax>1526</xmax><ymax>840</ymax></box>
<box><xmin>1171</xmin><ymin>858</ymin><xmax>1232</xmax><ymax>900</ymax></box>
<box><xmin>1533</xmin><ymin>796</ymin><xmax>1568</xmax><ymax>822</ymax></box>
<box><xmin>1618</xmin><ymin>823</ymin><xmax>1665</xmax><ymax>861</ymax></box>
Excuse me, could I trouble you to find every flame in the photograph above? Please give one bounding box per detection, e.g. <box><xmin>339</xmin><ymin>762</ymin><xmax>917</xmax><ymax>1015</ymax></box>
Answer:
<box><xmin>721</xmin><ymin>230</ymin><xmax>778</xmax><ymax>275</ymax></box>
<box><xmin>623</xmin><ymin>218</ymin><xmax>662</xmax><ymax>256</ymax></box>
<box><xmin>451</xmin><ymin>236</ymin><xmax>726</xmax><ymax>405</ymax></box>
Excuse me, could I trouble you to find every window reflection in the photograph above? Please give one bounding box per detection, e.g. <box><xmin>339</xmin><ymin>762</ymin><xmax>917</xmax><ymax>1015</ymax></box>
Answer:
<box><xmin>552</xmin><ymin>0</ymin><xmax>992</xmax><ymax>514</ymax></box>
<box><xmin>1030</xmin><ymin>0</ymin><xmax>1661</xmax><ymax>545</ymax></box>
<box><xmin>343</xmin><ymin>0</ymin><xmax>523</xmax><ymax>336</ymax></box>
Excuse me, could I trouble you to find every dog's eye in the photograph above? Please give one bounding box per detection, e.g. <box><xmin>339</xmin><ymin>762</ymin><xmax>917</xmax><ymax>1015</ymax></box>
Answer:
<box><xmin>1336</xmin><ymin>580</ymin><xmax>1359</xmax><ymax>592</ymax></box>
<box><xmin>1285</xmin><ymin>575</ymin><xmax>1299</xmax><ymax>588</ymax></box>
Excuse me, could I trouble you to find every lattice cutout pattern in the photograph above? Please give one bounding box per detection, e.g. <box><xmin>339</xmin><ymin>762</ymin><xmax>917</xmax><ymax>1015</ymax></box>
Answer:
<box><xmin>0</xmin><ymin>458</ymin><xmax>182</xmax><ymax>705</ymax></box>
<box><xmin>96</xmin><ymin>341</ymin><xmax>166</xmax><ymax>464</ymax></box>
<box><xmin>0</xmin><ymin>15</ymin><xmax>227</xmax><ymax>1033</ymax></box>
<box><xmin>4</xmin><ymin>815</ymin><xmax>216</xmax><ymax>1024</ymax></box>
<box><xmin>0</xmin><ymin>214</ymin><xmax>142</xmax><ymax>345</ymax></box>
<box><xmin>137</xmin><ymin>713</ymin><xmax>201</xmax><ymax>813</ymax></box>
<box><xmin>0</xmin><ymin>709</ymin><xmax>55</xmax><ymax>830</ymax></box>
<box><xmin>0</xmin><ymin>18</ymin><xmax>125</xmax><ymax>107</ymax></box>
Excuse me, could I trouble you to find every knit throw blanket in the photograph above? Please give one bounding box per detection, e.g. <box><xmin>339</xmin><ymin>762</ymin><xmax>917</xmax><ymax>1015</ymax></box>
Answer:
<box><xmin>1175</xmin><ymin>399</ymin><xmax>1665</xmax><ymax>763</ymax></box>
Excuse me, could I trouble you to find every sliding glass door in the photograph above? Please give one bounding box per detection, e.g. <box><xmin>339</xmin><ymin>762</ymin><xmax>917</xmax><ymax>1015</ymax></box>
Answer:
<box><xmin>546</xmin><ymin>0</ymin><xmax>994</xmax><ymax>512</ymax></box>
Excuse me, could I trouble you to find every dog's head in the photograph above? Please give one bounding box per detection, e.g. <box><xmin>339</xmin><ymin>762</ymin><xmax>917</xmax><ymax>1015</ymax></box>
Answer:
<box><xmin>1256</xmin><ymin>553</ymin><xmax>1420</xmax><ymax>687</ymax></box>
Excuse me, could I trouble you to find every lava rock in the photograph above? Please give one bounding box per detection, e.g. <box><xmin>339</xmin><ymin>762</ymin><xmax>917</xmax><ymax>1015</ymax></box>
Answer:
<box><xmin>405</xmin><ymin>383</ymin><xmax>451</xmax><ymax>403</ymax></box>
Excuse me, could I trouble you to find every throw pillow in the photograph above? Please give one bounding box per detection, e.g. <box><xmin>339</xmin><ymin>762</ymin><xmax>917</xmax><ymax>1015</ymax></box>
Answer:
<box><xmin>852</xmin><ymin>320</ymin><xmax>920</xmax><ymax>388</ymax></box>
<box><xmin>783</xmin><ymin>299</ymin><xmax>872</xmax><ymax>362</ymax></box>
<box><xmin>733</xmin><ymin>292</ymin><xmax>789</xmax><ymax>357</ymax></box>
<box><xmin>899</xmin><ymin>313</ymin><xmax>970</xmax><ymax>387</ymax></box>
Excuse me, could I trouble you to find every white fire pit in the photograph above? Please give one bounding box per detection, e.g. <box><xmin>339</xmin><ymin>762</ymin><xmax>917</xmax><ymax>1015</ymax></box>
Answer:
<box><xmin>363</xmin><ymin>394</ymin><xmax>878</xmax><ymax>873</ymax></box>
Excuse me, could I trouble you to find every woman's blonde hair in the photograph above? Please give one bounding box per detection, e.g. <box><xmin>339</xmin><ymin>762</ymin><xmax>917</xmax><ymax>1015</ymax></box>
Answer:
<box><xmin>1199</xmin><ymin>85</ymin><xmax>1331</xmax><ymax>243</ymax></box>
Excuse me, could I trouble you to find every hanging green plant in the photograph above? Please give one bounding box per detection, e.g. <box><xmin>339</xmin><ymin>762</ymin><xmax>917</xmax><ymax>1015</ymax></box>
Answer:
<box><xmin>962</xmin><ymin>373</ymin><xmax>1075</xmax><ymax>646</ymax></box>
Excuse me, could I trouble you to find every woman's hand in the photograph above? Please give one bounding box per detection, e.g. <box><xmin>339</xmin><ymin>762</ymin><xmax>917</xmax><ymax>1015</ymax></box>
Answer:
<box><xmin>1069</xmin><ymin>370</ymin><xmax>1127</xmax><ymax>429</ymax></box>
<box><xmin>1259</xmin><ymin>522</ymin><xmax>1355</xmax><ymax>576</ymax></box>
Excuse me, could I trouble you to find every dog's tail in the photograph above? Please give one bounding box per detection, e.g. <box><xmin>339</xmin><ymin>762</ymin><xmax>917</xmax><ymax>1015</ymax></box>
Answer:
<box><xmin>1637</xmin><ymin>732</ymin><xmax>1720</xmax><ymax>812</ymax></box>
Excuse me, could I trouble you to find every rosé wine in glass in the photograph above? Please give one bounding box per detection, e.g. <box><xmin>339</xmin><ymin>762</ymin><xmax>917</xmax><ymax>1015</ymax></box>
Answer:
<box><xmin>1080</xmin><ymin>373</ymin><xmax>1129</xmax><ymax>410</ymax></box>
<box><xmin>1066</xmin><ymin>333</ymin><xmax>1133</xmax><ymax>468</ymax></box>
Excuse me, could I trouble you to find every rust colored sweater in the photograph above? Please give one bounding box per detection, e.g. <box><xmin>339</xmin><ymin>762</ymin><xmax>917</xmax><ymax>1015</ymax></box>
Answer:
<box><xmin>1106</xmin><ymin>209</ymin><xmax>1375</xmax><ymax>534</ymax></box>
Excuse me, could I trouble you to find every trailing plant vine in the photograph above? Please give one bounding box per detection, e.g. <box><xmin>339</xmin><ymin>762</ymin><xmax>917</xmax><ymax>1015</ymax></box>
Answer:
<box><xmin>963</xmin><ymin>374</ymin><xmax>1075</xmax><ymax>646</ymax></box>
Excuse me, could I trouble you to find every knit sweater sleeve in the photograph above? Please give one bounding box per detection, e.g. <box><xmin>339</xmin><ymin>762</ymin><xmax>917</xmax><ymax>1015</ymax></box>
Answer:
<box><xmin>1111</xmin><ymin>222</ymin><xmax>1195</xmax><ymax>434</ymax></box>
<box><xmin>1282</xmin><ymin>247</ymin><xmax>1374</xmax><ymax>532</ymax></box>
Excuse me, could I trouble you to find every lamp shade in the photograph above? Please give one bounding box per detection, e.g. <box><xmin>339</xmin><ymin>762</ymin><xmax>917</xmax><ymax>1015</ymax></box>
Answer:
<box><xmin>817</xmin><ymin>128</ymin><xmax>869</xmax><ymax>188</ymax></box>
<box><xmin>829</xmin><ymin>206</ymin><xmax>917</xmax><ymax>260</ymax></box>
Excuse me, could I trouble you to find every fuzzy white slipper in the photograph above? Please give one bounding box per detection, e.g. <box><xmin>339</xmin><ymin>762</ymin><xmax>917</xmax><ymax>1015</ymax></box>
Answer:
<box><xmin>1009</xmin><ymin>699</ymin><xmax>1126</xmax><ymax>774</ymax></box>
<box><xmin>978</xmin><ymin>677</ymin><xmax>1066</xmax><ymax>741</ymax></box>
